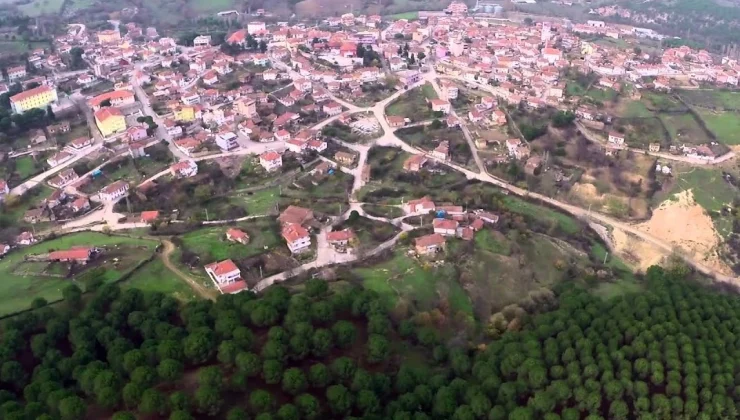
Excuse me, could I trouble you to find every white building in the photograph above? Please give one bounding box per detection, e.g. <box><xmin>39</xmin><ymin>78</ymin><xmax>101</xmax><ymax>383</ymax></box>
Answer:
<box><xmin>99</xmin><ymin>181</ymin><xmax>129</xmax><ymax>201</ymax></box>
<box><xmin>282</xmin><ymin>223</ymin><xmax>311</xmax><ymax>253</ymax></box>
<box><xmin>260</xmin><ymin>151</ymin><xmax>283</xmax><ymax>171</ymax></box>
<box><xmin>204</xmin><ymin>259</ymin><xmax>242</xmax><ymax>287</ymax></box>
<box><xmin>216</xmin><ymin>132</ymin><xmax>239</xmax><ymax>151</ymax></box>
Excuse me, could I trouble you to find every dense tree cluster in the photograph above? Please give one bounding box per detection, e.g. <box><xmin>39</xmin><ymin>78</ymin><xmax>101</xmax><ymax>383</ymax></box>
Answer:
<box><xmin>2</xmin><ymin>264</ymin><xmax>740</xmax><ymax>419</ymax></box>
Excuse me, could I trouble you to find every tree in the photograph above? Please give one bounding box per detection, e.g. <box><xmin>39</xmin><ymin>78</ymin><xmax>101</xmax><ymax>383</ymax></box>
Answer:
<box><xmin>236</xmin><ymin>352</ymin><xmax>261</xmax><ymax>376</ymax></box>
<box><xmin>295</xmin><ymin>394</ymin><xmax>321</xmax><ymax>420</ymax></box>
<box><xmin>332</xmin><ymin>321</ymin><xmax>357</xmax><ymax>348</ymax></box>
<box><xmin>263</xmin><ymin>359</ymin><xmax>283</xmax><ymax>385</ymax></box>
<box><xmin>138</xmin><ymin>389</ymin><xmax>167</xmax><ymax>416</ymax></box>
<box><xmin>122</xmin><ymin>382</ymin><xmax>144</xmax><ymax>408</ymax></box>
<box><xmin>250</xmin><ymin>389</ymin><xmax>275</xmax><ymax>413</ymax></box>
<box><xmin>195</xmin><ymin>385</ymin><xmax>223</xmax><ymax>416</ymax></box>
<box><xmin>277</xmin><ymin>403</ymin><xmax>299</xmax><ymax>420</ymax></box>
<box><xmin>58</xmin><ymin>396</ymin><xmax>86</xmax><ymax>420</ymax></box>
<box><xmin>326</xmin><ymin>384</ymin><xmax>353</xmax><ymax>415</ymax></box>
<box><xmin>309</xmin><ymin>363</ymin><xmax>331</xmax><ymax>388</ymax></box>
<box><xmin>357</xmin><ymin>389</ymin><xmax>380</xmax><ymax>414</ymax></box>
<box><xmin>183</xmin><ymin>330</ymin><xmax>216</xmax><ymax>364</ymax></box>
<box><xmin>367</xmin><ymin>334</ymin><xmax>390</xmax><ymax>363</ymax></box>
<box><xmin>198</xmin><ymin>366</ymin><xmax>223</xmax><ymax>390</ymax></box>
<box><xmin>282</xmin><ymin>368</ymin><xmax>308</xmax><ymax>395</ymax></box>
<box><xmin>311</xmin><ymin>329</ymin><xmax>334</xmax><ymax>357</ymax></box>
<box><xmin>170</xmin><ymin>410</ymin><xmax>194</xmax><ymax>420</ymax></box>
<box><xmin>158</xmin><ymin>359</ymin><xmax>183</xmax><ymax>383</ymax></box>
<box><xmin>259</xmin><ymin>40</ymin><xmax>267</xmax><ymax>53</ymax></box>
<box><xmin>62</xmin><ymin>284</ymin><xmax>82</xmax><ymax>308</ymax></box>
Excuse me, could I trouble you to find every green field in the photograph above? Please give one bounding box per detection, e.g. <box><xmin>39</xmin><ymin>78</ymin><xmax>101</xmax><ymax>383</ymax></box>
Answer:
<box><xmin>566</xmin><ymin>84</ymin><xmax>617</xmax><ymax>103</ymax></box>
<box><xmin>620</xmin><ymin>100</ymin><xmax>654</xmax><ymax>118</ymax></box>
<box><xmin>0</xmin><ymin>233</ymin><xmax>158</xmax><ymax>317</ymax></box>
<box><xmin>696</xmin><ymin>110</ymin><xmax>740</xmax><ymax>145</ymax></box>
<box><xmin>642</xmin><ymin>92</ymin><xmax>687</xmax><ymax>112</ymax></box>
<box><xmin>19</xmin><ymin>0</ymin><xmax>64</xmax><ymax>16</ymax></box>
<box><xmin>386</xmin><ymin>11</ymin><xmax>418</xmax><ymax>20</ymax></box>
<box><xmin>123</xmin><ymin>259</ymin><xmax>196</xmax><ymax>301</ymax></box>
<box><xmin>362</xmin><ymin>204</ymin><xmax>404</xmax><ymax>219</ymax></box>
<box><xmin>179</xmin><ymin>219</ymin><xmax>282</xmax><ymax>263</ymax></box>
<box><xmin>222</xmin><ymin>187</ymin><xmax>281</xmax><ymax>217</ymax></box>
<box><xmin>680</xmin><ymin>89</ymin><xmax>740</xmax><ymax>111</ymax></box>
<box><xmin>354</xmin><ymin>251</ymin><xmax>472</xmax><ymax>316</ymax></box>
<box><xmin>13</xmin><ymin>155</ymin><xmax>39</xmax><ymax>181</ymax></box>
<box><xmin>385</xmin><ymin>83</ymin><xmax>438</xmax><ymax>121</ymax></box>
<box><xmin>659</xmin><ymin>113</ymin><xmax>712</xmax><ymax>145</ymax></box>
<box><xmin>502</xmin><ymin>195</ymin><xmax>582</xmax><ymax>235</ymax></box>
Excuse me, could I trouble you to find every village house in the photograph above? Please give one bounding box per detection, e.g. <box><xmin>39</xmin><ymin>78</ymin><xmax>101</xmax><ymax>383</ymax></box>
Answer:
<box><xmin>48</xmin><ymin>168</ymin><xmax>79</xmax><ymax>188</ymax></box>
<box><xmin>387</xmin><ymin>116</ymin><xmax>406</xmax><ymax>128</ymax></box>
<box><xmin>48</xmin><ymin>247</ymin><xmax>100</xmax><ymax>264</ymax></box>
<box><xmin>334</xmin><ymin>151</ymin><xmax>357</xmax><ymax>166</ymax></box>
<box><xmin>405</xmin><ymin>196</ymin><xmax>435</xmax><ymax>213</ymax></box>
<box><xmin>16</xmin><ymin>232</ymin><xmax>36</xmax><ymax>246</ymax></box>
<box><xmin>403</xmin><ymin>154</ymin><xmax>428</xmax><ymax>172</ymax></box>
<box><xmin>608</xmin><ymin>132</ymin><xmax>625</xmax><ymax>146</ymax></box>
<box><xmin>432</xmin><ymin>141</ymin><xmax>449</xmax><ymax>161</ymax></box>
<box><xmin>99</xmin><ymin>180</ymin><xmax>129</xmax><ymax>201</ymax></box>
<box><xmin>71</xmin><ymin>197</ymin><xmax>90</xmax><ymax>213</ymax></box>
<box><xmin>433</xmin><ymin>218</ymin><xmax>459</xmax><ymax>236</ymax></box>
<box><xmin>326</xmin><ymin>229</ymin><xmax>356</xmax><ymax>251</ymax></box>
<box><xmin>286</xmin><ymin>139</ymin><xmax>308</xmax><ymax>154</ymax></box>
<box><xmin>66</xmin><ymin>137</ymin><xmax>94</xmax><ymax>153</ymax></box>
<box><xmin>0</xmin><ymin>244</ymin><xmax>9</xmax><ymax>256</ymax></box>
<box><xmin>491</xmin><ymin>110</ymin><xmax>507</xmax><ymax>126</ymax></box>
<box><xmin>216</xmin><ymin>132</ymin><xmax>239</xmax><ymax>151</ymax></box>
<box><xmin>430</xmin><ymin>99</ymin><xmax>452</xmax><ymax>114</ymax></box>
<box><xmin>259</xmin><ymin>151</ymin><xmax>283</xmax><ymax>171</ymax></box>
<box><xmin>170</xmin><ymin>160</ymin><xmax>198</xmax><ymax>178</ymax></box>
<box><xmin>47</xmin><ymin>151</ymin><xmax>74</xmax><ymax>167</ymax></box>
<box><xmin>282</xmin><ymin>223</ymin><xmax>312</xmax><ymax>254</ymax></box>
<box><xmin>477</xmin><ymin>211</ymin><xmax>500</xmax><ymax>224</ymax></box>
<box><xmin>414</xmin><ymin>233</ymin><xmax>446</xmax><ymax>256</ymax></box>
<box><xmin>226</xmin><ymin>228</ymin><xmax>250</xmax><ymax>244</ymax></box>
<box><xmin>279</xmin><ymin>205</ymin><xmax>314</xmax><ymax>227</ymax></box>
<box><xmin>649</xmin><ymin>143</ymin><xmax>661</xmax><ymax>153</ymax></box>
<box><xmin>204</xmin><ymin>259</ymin><xmax>247</xmax><ymax>293</ymax></box>
<box><xmin>140</xmin><ymin>211</ymin><xmax>160</xmax><ymax>224</ymax></box>
<box><xmin>323</xmin><ymin>101</ymin><xmax>343</xmax><ymax>116</ymax></box>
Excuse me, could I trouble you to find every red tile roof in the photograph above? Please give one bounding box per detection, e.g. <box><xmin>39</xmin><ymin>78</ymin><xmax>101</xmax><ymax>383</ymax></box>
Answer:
<box><xmin>282</xmin><ymin>223</ymin><xmax>309</xmax><ymax>244</ymax></box>
<box><xmin>49</xmin><ymin>247</ymin><xmax>92</xmax><ymax>261</ymax></box>
<box><xmin>140</xmin><ymin>211</ymin><xmax>160</xmax><ymax>222</ymax></box>
<box><xmin>10</xmin><ymin>85</ymin><xmax>53</xmax><ymax>103</ymax></box>
<box><xmin>206</xmin><ymin>259</ymin><xmax>240</xmax><ymax>276</ymax></box>
<box><xmin>94</xmin><ymin>107</ymin><xmax>123</xmax><ymax>122</ymax></box>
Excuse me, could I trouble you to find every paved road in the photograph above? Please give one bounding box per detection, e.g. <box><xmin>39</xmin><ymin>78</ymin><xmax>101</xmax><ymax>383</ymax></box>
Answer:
<box><xmin>10</xmin><ymin>144</ymin><xmax>104</xmax><ymax>196</ymax></box>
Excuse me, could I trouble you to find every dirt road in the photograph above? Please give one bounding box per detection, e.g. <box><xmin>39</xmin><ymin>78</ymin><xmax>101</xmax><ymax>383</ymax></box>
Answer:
<box><xmin>161</xmin><ymin>240</ymin><xmax>216</xmax><ymax>301</ymax></box>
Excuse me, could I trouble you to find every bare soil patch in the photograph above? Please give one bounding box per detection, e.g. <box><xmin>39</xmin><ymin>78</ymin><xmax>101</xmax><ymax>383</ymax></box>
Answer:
<box><xmin>633</xmin><ymin>189</ymin><xmax>732</xmax><ymax>275</ymax></box>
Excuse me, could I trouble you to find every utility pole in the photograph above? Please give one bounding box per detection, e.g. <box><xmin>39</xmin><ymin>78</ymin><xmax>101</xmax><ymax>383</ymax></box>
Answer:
<box><xmin>603</xmin><ymin>251</ymin><xmax>609</xmax><ymax>265</ymax></box>
<box><xmin>205</xmin><ymin>208</ymin><xmax>209</xmax><ymax>222</ymax></box>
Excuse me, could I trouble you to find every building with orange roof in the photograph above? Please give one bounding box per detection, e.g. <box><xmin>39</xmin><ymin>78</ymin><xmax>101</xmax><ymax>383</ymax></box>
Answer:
<box><xmin>94</xmin><ymin>107</ymin><xmax>126</xmax><ymax>137</ymax></box>
<box><xmin>226</xmin><ymin>228</ymin><xmax>250</xmax><ymax>244</ymax></box>
<box><xmin>48</xmin><ymin>247</ymin><xmax>99</xmax><ymax>264</ymax></box>
<box><xmin>10</xmin><ymin>85</ymin><xmax>58</xmax><ymax>114</ymax></box>
<box><xmin>87</xmin><ymin>90</ymin><xmax>135</xmax><ymax>111</ymax></box>
<box><xmin>140</xmin><ymin>211</ymin><xmax>160</xmax><ymax>223</ymax></box>
<box><xmin>282</xmin><ymin>223</ymin><xmax>311</xmax><ymax>254</ymax></box>
<box><xmin>204</xmin><ymin>259</ymin><xmax>246</xmax><ymax>293</ymax></box>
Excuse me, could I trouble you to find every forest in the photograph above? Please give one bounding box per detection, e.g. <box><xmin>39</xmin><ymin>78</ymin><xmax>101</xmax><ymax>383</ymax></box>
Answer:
<box><xmin>1</xmin><ymin>264</ymin><xmax>740</xmax><ymax>419</ymax></box>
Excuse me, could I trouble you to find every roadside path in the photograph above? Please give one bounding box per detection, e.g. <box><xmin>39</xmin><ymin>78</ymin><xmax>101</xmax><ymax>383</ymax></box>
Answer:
<box><xmin>161</xmin><ymin>240</ymin><xmax>216</xmax><ymax>300</ymax></box>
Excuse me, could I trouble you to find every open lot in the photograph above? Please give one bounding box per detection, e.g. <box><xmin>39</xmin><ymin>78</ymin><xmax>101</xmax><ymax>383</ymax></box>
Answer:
<box><xmin>658</xmin><ymin>113</ymin><xmax>713</xmax><ymax>146</ymax></box>
<box><xmin>19</xmin><ymin>0</ymin><xmax>64</xmax><ymax>15</ymax></box>
<box><xmin>396</xmin><ymin>125</ymin><xmax>474</xmax><ymax>168</ymax></box>
<box><xmin>333</xmin><ymin>215</ymin><xmax>400</xmax><ymax>249</ymax></box>
<box><xmin>696</xmin><ymin>110</ymin><xmax>740</xmax><ymax>145</ymax></box>
<box><xmin>358</xmin><ymin>146</ymin><xmax>468</xmax><ymax>205</ymax></box>
<box><xmin>280</xmin><ymin>169</ymin><xmax>353</xmax><ymax>215</ymax></box>
<box><xmin>123</xmin><ymin>258</ymin><xmax>197</xmax><ymax>301</ymax></box>
<box><xmin>385</xmin><ymin>83</ymin><xmax>438</xmax><ymax>121</ymax></box>
<box><xmin>0</xmin><ymin>232</ymin><xmax>157</xmax><ymax>317</ymax></box>
<box><xmin>174</xmin><ymin>218</ymin><xmax>297</xmax><ymax>288</ymax></box>
<box><xmin>680</xmin><ymin>89</ymin><xmax>740</xmax><ymax>111</ymax></box>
